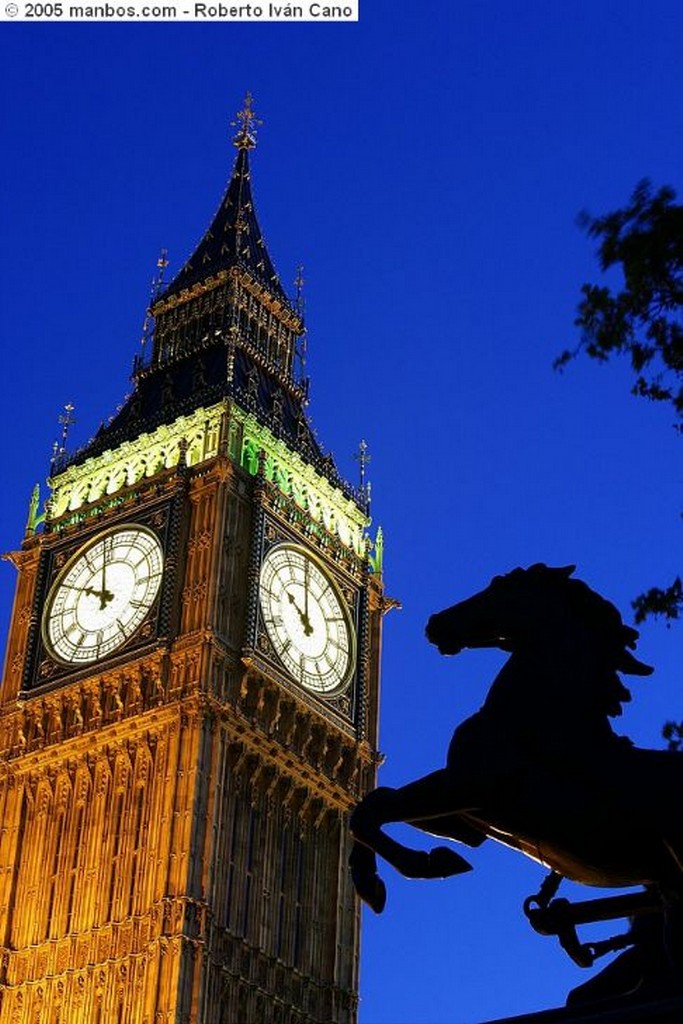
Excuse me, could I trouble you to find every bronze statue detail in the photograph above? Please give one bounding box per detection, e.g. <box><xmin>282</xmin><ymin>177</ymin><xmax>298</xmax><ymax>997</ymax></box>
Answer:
<box><xmin>350</xmin><ymin>564</ymin><xmax>683</xmax><ymax>1005</ymax></box>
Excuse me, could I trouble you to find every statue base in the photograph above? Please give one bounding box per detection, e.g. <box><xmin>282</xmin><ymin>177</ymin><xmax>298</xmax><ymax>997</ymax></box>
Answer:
<box><xmin>484</xmin><ymin>993</ymin><xmax>683</xmax><ymax>1023</ymax></box>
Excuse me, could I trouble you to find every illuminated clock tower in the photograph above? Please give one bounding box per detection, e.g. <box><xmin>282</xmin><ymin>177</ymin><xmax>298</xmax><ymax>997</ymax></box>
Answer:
<box><xmin>0</xmin><ymin>96</ymin><xmax>384</xmax><ymax>1024</ymax></box>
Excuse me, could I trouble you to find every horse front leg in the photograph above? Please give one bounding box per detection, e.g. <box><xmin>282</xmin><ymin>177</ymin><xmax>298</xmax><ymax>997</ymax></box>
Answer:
<box><xmin>350</xmin><ymin>769</ymin><xmax>474</xmax><ymax>912</ymax></box>
<box><xmin>348</xmin><ymin>841</ymin><xmax>387</xmax><ymax>914</ymax></box>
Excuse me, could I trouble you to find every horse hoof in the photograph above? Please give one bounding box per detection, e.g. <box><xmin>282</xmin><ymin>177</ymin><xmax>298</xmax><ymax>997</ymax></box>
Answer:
<box><xmin>402</xmin><ymin>847</ymin><xmax>471</xmax><ymax>879</ymax></box>
<box><xmin>428</xmin><ymin>846</ymin><xmax>473</xmax><ymax>878</ymax></box>
<box><xmin>351</xmin><ymin>870</ymin><xmax>387</xmax><ymax>914</ymax></box>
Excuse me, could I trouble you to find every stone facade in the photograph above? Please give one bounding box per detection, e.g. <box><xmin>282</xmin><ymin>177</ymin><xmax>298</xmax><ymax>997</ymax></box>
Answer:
<box><xmin>0</xmin><ymin>101</ymin><xmax>383</xmax><ymax>1024</ymax></box>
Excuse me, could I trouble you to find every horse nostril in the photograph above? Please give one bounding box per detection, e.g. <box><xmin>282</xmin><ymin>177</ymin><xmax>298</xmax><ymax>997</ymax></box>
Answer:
<box><xmin>425</xmin><ymin>616</ymin><xmax>440</xmax><ymax>643</ymax></box>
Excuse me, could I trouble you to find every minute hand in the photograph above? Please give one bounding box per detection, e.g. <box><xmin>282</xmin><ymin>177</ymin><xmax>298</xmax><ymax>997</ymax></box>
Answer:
<box><xmin>99</xmin><ymin>541</ymin><xmax>110</xmax><ymax>610</ymax></box>
<box><xmin>304</xmin><ymin>559</ymin><xmax>310</xmax><ymax>621</ymax></box>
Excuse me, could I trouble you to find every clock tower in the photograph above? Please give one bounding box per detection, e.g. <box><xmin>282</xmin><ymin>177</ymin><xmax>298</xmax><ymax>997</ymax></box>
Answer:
<box><xmin>0</xmin><ymin>96</ymin><xmax>384</xmax><ymax>1024</ymax></box>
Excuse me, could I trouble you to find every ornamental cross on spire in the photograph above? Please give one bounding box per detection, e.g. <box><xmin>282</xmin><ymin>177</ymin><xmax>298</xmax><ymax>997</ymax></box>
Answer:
<box><xmin>154</xmin><ymin>248</ymin><xmax>169</xmax><ymax>297</ymax></box>
<box><xmin>50</xmin><ymin>402</ymin><xmax>76</xmax><ymax>473</ymax></box>
<box><xmin>231</xmin><ymin>91</ymin><xmax>262</xmax><ymax>150</ymax></box>
<box><xmin>139</xmin><ymin>248</ymin><xmax>169</xmax><ymax>363</ymax></box>
<box><xmin>58</xmin><ymin>402</ymin><xmax>76</xmax><ymax>451</ymax></box>
<box><xmin>295</xmin><ymin>264</ymin><xmax>305</xmax><ymax>316</ymax></box>
<box><xmin>355</xmin><ymin>439</ymin><xmax>371</xmax><ymax>490</ymax></box>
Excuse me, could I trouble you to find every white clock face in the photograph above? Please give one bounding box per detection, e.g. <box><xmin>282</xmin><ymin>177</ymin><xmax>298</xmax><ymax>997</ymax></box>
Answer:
<box><xmin>259</xmin><ymin>543</ymin><xmax>355</xmax><ymax>695</ymax></box>
<box><xmin>43</xmin><ymin>525</ymin><xmax>164</xmax><ymax>665</ymax></box>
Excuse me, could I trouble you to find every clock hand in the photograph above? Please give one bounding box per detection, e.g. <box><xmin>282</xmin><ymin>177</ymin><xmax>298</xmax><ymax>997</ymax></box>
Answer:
<box><xmin>287</xmin><ymin>591</ymin><xmax>306</xmax><ymax>619</ymax></box>
<box><xmin>71</xmin><ymin>583</ymin><xmax>115</xmax><ymax>606</ymax></box>
<box><xmin>304</xmin><ymin>559</ymin><xmax>310</xmax><ymax>622</ymax></box>
<box><xmin>99</xmin><ymin>539</ymin><xmax>109</xmax><ymax>610</ymax></box>
<box><xmin>287</xmin><ymin>591</ymin><xmax>313</xmax><ymax>636</ymax></box>
<box><xmin>64</xmin><ymin>583</ymin><xmax>110</xmax><ymax>598</ymax></box>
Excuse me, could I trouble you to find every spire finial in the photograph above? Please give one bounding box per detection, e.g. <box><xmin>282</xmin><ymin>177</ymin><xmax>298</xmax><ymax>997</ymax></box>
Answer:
<box><xmin>355</xmin><ymin>439</ymin><xmax>371</xmax><ymax>491</ymax></box>
<box><xmin>58</xmin><ymin>402</ymin><xmax>76</xmax><ymax>450</ymax></box>
<box><xmin>295</xmin><ymin>264</ymin><xmax>305</xmax><ymax>317</ymax></box>
<box><xmin>139</xmin><ymin>248</ymin><xmax>169</xmax><ymax>368</ymax></box>
<box><xmin>153</xmin><ymin>247</ymin><xmax>169</xmax><ymax>300</ymax></box>
<box><xmin>293</xmin><ymin>264</ymin><xmax>309</xmax><ymax>389</ymax></box>
<box><xmin>50</xmin><ymin>402</ymin><xmax>76</xmax><ymax>473</ymax></box>
<box><xmin>231</xmin><ymin>92</ymin><xmax>262</xmax><ymax>150</ymax></box>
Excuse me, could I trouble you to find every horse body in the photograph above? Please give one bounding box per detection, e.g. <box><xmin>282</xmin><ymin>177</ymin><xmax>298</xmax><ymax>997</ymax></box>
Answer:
<box><xmin>444</xmin><ymin>719</ymin><xmax>683</xmax><ymax>888</ymax></box>
<box><xmin>349</xmin><ymin>564</ymin><xmax>683</xmax><ymax>999</ymax></box>
<box><xmin>440</xmin><ymin>668</ymin><xmax>683</xmax><ymax>889</ymax></box>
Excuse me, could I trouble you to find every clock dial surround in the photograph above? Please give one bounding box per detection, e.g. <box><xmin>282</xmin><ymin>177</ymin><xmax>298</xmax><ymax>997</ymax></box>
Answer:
<box><xmin>259</xmin><ymin>543</ymin><xmax>355</xmax><ymax>696</ymax></box>
<box><xmin>42</xmin><ymin>525</ymin><xmax>164</xmax><ymax>665</ymax></box>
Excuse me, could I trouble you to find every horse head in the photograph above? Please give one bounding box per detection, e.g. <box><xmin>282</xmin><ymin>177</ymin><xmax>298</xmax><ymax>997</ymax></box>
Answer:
<box><xmin>425</xmin><ymin>564</ymin><xmax>653</xmax><ymax>699</ymax></box>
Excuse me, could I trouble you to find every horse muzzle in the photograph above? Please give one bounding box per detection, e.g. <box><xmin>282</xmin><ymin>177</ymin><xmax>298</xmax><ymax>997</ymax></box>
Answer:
<box><xmin>425</xmin><ymin>614</ymin><xmax>464</xmax><ymax>655</ymax></box>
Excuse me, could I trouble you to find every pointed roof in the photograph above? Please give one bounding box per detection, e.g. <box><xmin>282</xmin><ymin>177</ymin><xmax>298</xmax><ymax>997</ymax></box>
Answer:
<box><xmin>56</xmin><ymin>97</ymin><xmax>364</xmax><ymax>510</ymax></box>
<box><xmin>159</xmin><ymin>96</ymin><xmax>290</xmax><ymax>306</ymax></box>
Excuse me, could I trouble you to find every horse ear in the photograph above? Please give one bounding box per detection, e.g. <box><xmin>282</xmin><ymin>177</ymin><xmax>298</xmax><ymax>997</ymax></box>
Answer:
<box><xmin>527</xmin><ymin>563</ymin><xmax>575</xmax><ymax>577</ymax></box>
<box><xmin>622</xmin><ymin>625</ymin><xmax>640</xmax><ymax>649</ymax></box>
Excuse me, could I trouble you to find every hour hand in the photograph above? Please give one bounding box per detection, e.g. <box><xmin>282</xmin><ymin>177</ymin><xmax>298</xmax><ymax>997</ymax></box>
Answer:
<box><xmin>287</xmin><ymin>591</ymin><xmax>313</xmax><ymax>636</ymax></box>
<box><xmin>84</xmin><ymin>585</ymin><xmax>115</xmax><ymax>609</ymax></box>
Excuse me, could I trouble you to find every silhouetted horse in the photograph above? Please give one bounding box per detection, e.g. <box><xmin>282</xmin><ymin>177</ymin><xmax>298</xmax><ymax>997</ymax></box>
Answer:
<box><xmin>350</xmin><ymin>565</ymin><xmax>683</xmax><ymax>998</ymax></box>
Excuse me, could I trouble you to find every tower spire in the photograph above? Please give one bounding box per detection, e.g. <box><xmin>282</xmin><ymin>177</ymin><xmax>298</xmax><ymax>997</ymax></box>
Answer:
<box><xmin>231</xmin><ymin>91</ymin><xmax>262</xmax><ymax>150</ymax></box>
<box><xmin>158</xmin><ymin>92</ymin><xmax>287</xmax><ymax>305</ymax></box>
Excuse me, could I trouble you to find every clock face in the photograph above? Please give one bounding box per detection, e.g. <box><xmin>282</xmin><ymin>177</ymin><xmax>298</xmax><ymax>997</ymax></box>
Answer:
<box><xmin>43</xmin><ymin>525</ymin><xmax>164</xmax><ymax>665</ymax></box>
<box><xmin>259</xmin><ymin>543</ymin><xmax>355</xmax><ymax>695</ymax></box>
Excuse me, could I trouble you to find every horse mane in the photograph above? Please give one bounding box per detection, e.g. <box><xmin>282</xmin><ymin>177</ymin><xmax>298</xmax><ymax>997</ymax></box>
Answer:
<box><xmin>521</xmin><ymin>564</ymin><xmax>653</xmax><ymax>678</ymax></box>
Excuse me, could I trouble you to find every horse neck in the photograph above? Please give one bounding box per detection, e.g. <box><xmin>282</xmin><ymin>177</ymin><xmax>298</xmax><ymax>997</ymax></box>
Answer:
<box><xmin>481</xmin><ymin>651</ymin><xmax>545</xmax><ymax>712</ymax></box>
<box><xmin>479</xmin><ymin>648</ymin><xmax>619</xmax><ymax>750</ymax></box>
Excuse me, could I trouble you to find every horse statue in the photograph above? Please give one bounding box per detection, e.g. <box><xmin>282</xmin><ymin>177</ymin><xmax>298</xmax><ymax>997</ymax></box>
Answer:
<box><xmin>350</xmin><ymin>564</ymin><xmax>683</xmax><ymax>1005</ymax></box>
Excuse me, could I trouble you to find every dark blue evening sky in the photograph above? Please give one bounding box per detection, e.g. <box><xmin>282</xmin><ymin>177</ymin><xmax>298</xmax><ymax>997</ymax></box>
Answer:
<box><xmin>1</xmin><ymin>4</ymin><xmax>681</xmax><ymax>1021</ymax></box>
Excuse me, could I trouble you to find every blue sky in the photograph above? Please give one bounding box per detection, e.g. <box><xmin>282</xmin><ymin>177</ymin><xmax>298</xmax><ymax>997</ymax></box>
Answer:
<box><xmin>1</xmin><ymin>4</ymin><xmax>682</xmax><ymax>1022</ymax></box>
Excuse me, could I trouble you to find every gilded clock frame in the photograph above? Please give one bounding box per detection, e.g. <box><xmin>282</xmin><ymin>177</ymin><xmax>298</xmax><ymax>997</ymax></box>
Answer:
<box><xmin>21</xmin><ymin>495</ymin><xmax>184</xmax><ymax>693</ymax></box>
<box><xmin>258</xmin><ymin>540</ymin><xmax>357</xmax><ymax>698</ymax></box>
<box><xmin>41</xmin><ymin>523</ymin><xmax>165</xmax><ymax>667</ymax></box>
<box><xmin>247</xmin><ymin>505</ymin><xmax>366</xmax><ymax>729</ymax></box>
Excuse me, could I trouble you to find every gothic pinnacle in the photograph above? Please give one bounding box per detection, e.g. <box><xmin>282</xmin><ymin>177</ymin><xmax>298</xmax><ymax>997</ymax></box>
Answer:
<box><xmin>231</xmin><ymin>91</ymin><xmax>262</xmax><ymax>150</ymax></box>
